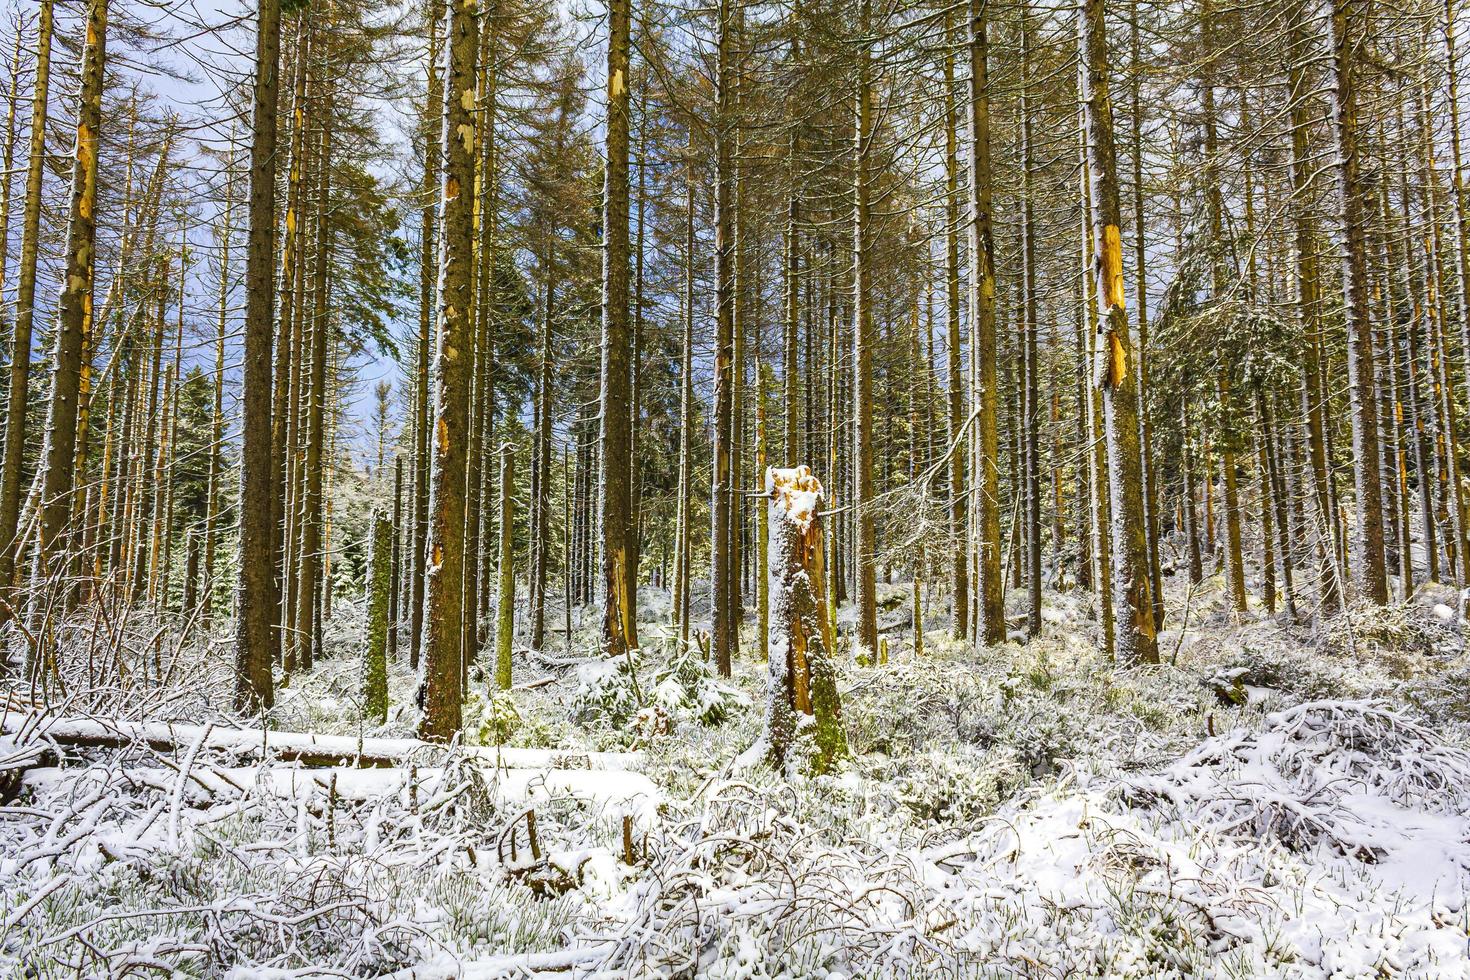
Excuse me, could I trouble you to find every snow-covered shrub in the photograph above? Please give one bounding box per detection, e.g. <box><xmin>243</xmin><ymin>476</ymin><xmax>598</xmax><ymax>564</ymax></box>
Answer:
<box><xmin>884</xmin><ymin>745</ymin><xmax>1025</xmax><ymax>824</ymax></box>
<box><xmin>572</xmin><ymin>656</ymin><xmax>641</xmax><ymax>728</ymax></box>
<box><xmin>651</xmin><ymin>642</ymin><xmax>750</xmax><ymax>726</ymax></box>
<box><xmin>1205</xmin><ymin>639</ymin><xmax>1346</xmax><ymax>702</ymax></box>
<box><xmin>1125</xmin><ymin>699</ymin><xmax>1470</xmax><ymax>854</ymax></box>
<box><xmin>1319</xmin><ymin>598</ymin><xmax>1443</xmax><ymax>666</ymax></box>
<box><xmin>474</xmin><ymin>690</ymin><xmax>521</xmax><ymax>745</ymax></box>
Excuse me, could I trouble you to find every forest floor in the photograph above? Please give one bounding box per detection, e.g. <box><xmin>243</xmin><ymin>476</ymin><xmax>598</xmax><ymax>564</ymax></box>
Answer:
<box><xmin>2</xmin><ymin>568</ymin><xmax>1470</xmax><ymax>978</ymax></box>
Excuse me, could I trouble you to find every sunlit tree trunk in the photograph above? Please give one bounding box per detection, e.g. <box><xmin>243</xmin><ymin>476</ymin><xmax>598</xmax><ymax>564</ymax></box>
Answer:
<box><xmin>33</xmin><ymin>0</ymin><xmax>109</xmax><ymax>641</ymax></box>
<box><xmin>1081</xmin><ymin>0</ymin><xmax>1158</xmax><ymax>664</ymax></box>
<box><xmin>419</xmin><ymin>0</ymin><xmax>478</xmax><ymax>741</ymax></box>
<box><xmin>599</xmin><ymin>0</ymin><xmax>634</xmax><ymax>659</ymax></box>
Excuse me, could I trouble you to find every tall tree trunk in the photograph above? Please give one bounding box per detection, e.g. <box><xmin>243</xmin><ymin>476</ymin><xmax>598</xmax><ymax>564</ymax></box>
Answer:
<box><xmin>1287</xmin><ymin>0</ymin><xmax>1342</xmax><ymax>613</ymax></box>
<box><xmin>410</xmin><ymin>3</ymin><xmax>442</xmax><ymax>674</ymax></box>
<box><xmin>495</xmin><ymin>444</ymin><xmax>515</xmax><ymax>690</ymax></box>
<box><xmin>967</xmin><ymin>0</ymin><xmax>1003</xmax><ymax>646</ymax></box>
<box><xmin>852</xmin><ymin>0</ymin><xmax>879</xmax><ymax>658</ymax></box>
<box><xmin>1019</xmin><ymin>8</ymin><xmax>1042</xmax><ymax>637</ymax></box>
<box><xmin>32</xmin><ymin>0</ymin><xmax>108</xmax><ymax>633</ymax></box>
<box><xmin>674</xmin><ymin>145</ymin><xmax>695</xmax><ymax>648</ymax></box>
<box><xmin>1327</xmin><ymin>0</ymin><xmax>1388</xmax><ymax>603</ymax></box>
<box><xmin>419</xmin><ymin>0</ymin><xmax>477</xmax><ymax>741</ymax></box>
<box><xmin>1200</xmin><ymin>0</ymin><xmax>1246</xmax><ymax>613</ymax></box>
<box><xmin>293</xmin><ymin>90</ymin><xmax>333</xmax><ymax>675</ymax></box>
<box><xmin>273</xmin><ymin>16</ymin><xmax>310</xmax><ymax>669</ymax></box>
<box><xmin>1128</xmin><ymin>0</ymin><xmax>1163</xmax><ymax>629</ymax></box>
<box><xmin>0</xmin><ymin>0</ymin><xmax>51</xmax><ymax>625</ymax></box>
<box><xmin>712</xmin><ymin>0</ymin><xmax>737</xmax><ymax>676</ymax></box>
<box><xmin>942</xmin><ymin>11</ymin><xmax>968</xmax><ymax>640</ymax></box>
<box><xmin>599</xmin><ymin>0</ymin><xmax>634</xmax><ymax>659</ymax></box>
<box><xmin>1081</xmin><ymin>0</ymin><xmax>1158</xmax><ymax>664</ymax></box>
<box><xmin>233</xmin><ymin>0</ymin><xmax>281</xmax><ymax>710</ymax></box>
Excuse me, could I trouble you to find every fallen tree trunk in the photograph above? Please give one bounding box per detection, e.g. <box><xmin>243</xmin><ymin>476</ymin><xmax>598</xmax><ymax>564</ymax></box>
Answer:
<box><xmin>18</xmin><ymin>764</ymin><xmax>660</xmax><ymax>812</ymax></box>
<box><xmin>1</xmin><ymin>715</ymin><xmax>638</xmax><ymax>771</ymax></box>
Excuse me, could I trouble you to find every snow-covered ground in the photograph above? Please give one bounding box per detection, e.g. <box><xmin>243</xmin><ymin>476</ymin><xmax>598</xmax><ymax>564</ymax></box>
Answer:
<box><xmin>2</xmin><ymin>575</ymin><xmax>1469</xmax><ymax>977</ymax></box>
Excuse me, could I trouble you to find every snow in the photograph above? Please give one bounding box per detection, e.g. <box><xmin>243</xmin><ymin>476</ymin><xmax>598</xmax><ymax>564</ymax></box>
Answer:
<box><xmin>0</xmin><ymin>713</ymin><xmax>639</xmax><ymax>771</ymax></box>
<box><xmin>3</xmin><ymin>584</ymin><xmax>1469</xmax><ymax>976</ymax></box>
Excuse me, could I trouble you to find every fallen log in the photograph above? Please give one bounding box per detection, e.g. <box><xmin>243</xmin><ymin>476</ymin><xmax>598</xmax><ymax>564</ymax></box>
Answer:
<box><xmin>1</xmin><ymin>715</ymin><xmax>639</xmax><ymax>772</ymax></box>
<box><xmin>19</xmin><ymin>764</ymin><xmax>660</xmax><ymax>816</ymax></box>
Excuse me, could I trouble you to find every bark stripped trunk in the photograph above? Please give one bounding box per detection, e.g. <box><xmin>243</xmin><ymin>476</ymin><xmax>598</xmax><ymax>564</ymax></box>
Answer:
<box><xmin>764</xmin><ymin>466</ymin><xmax>844</xmax><ymax>773</ymax></box>
<box><xmin>33</xmin><ymin>0</ymin><xmax>109</xmax><ymax>638</ymax></box>
<box><xmin>418</xmin><ymin>0</ymin><xmax>478</xmax><ymax>741</ymax></box>
<box><xmin>1081</xmin><ymin>0</ymin><xmax>1158</xmax><ymax>664</ymax></box>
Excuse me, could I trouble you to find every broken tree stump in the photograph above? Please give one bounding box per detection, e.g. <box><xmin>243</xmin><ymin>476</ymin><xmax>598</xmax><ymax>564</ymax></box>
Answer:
<box><xmin>764</xmin><ymin>466</ymin><xmax>846</xmax><ymax>772</ymax></box>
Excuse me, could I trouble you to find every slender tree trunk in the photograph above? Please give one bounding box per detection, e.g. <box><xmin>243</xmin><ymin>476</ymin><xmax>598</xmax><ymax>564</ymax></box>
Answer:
<box><xmin>410</xmin><ymin>3</ymin><xmax>442</xmax><ymax>674</ymax></box>
<box><xmin>32</xmin><ymin>0</ymin><xmax>109</xmax><ymax>634</ymax></box>
<box><xmin>712</xmin><ymin>0</ymin><xmax>737</xmax><ymax>676</ymax></box>
<box><xmin>495</xmin><ymin>444</ymin><xmax>515</xmax><ymax>690</ymax></box>
<box><xmin>1200</xmin><ymin>0</ymin><xmax>1246</xmax><ymax>613</ymax></box>
<box><xmin>293</xmin><ymin>91</ymin><xmax>333</xmax><ymax>674</ymax></box>
<box><xmin>942</xmin><ymin>12</ymin><xmax>968</xmax><ymax>640</ymax></box>
<box><xmin>419</xmin><ymin>0</ymin><xmax>477</xmax><ymax>741</ymax></box>
<box><xmin>390</xmin><ymin>456</ymin><xmax>402</xmax><ymax>659</ymax></box>
<box><xmin>1081</xmin><ymin>0</ymin><xmax>1157</xmax><ymax>664</ymax></box>
<box><xmin>965</xmin><ymin>0</ymin><xmax>1003</xmax><ymax>646</ymax></box>
<box><xmin>599</xmin><ymin>0</ymin><xmax>634</xmax><ymax>659</ymax></box>
<box><xmin>1019</xmin><ymin>9</ymin><xmax>1041</xmax><ymax>637</ymax></box>
<box><xmin>0</xmin><ymin>0</ymin><xmax>51</xmax><ymax>624</ymax></box>
<box><xmin>273</xmin><ymin>16</ymin><xmax>310</xmax><ymax>669</ymax></box>
<box><xmin>1327</xmin><ymin>0</ymin><xmax>1388</xmax><ymax>603</ymax></box>
<box><xmin>1287</xmin><ymin>0</ymin><xmax>1341</xmax><ymax>613</ymax></box>
<box><xmin>852</xmin><ymin>0</ymin><xmax>879</xmax><ymax>658</ymax></box>
<box><xmin>1128</xmin><ymin>0</ymin><xmax>1164</xmax><ymax>629</ymax></box>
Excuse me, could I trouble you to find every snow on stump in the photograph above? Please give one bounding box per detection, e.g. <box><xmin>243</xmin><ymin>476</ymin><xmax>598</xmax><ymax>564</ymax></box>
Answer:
<box><xmin>764</xmin><ymin>466</ymin><xmax>846</xmax><ymax>773</ymax></box>
<box><xmin>363</xmin><ymin>508</ymin><xmax>391</xmax><ymax>723</ymax></box>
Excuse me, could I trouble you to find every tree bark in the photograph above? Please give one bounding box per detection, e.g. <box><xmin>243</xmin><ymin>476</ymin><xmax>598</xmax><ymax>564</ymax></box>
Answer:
<box><xmin>966</xmin><ymin>0</ymin><xmax>1003</xmax><ymax>646</ymax></box>
<box><xmin>599</xmin><ymin>0</ymin><xmax>634</xmax><ymax>660</ymax></box>
<box><xmin>364</xmin><ymin>509</ymin><xmax>391</xmax><ymax>723</ymax></box>
<box><xmin>418</xmin><ymin>0</ymin><xmax>478</xmax><ymax>741</ymax></box>
<box><xmin>712</xmin><ymin>0</ymin><xmax>737</xmax><ymax>676</ymax></box>
<box><xmin>0</xmin><ymin>0</ymin><xmax>51</xmax><ymax>622</ymax></box>
<box><xmin>495</xmin><ymin>445</ymin><xmax>515</xmax><ymax>690</ymax></box>
<box><xmin>1080</xmin><ymin>0</ymin><xmax>1158</xmax><ymax>664</ymax></box>
<box><xmin>764</xmin><ymin>466</ymin><xmax>844</xmax><ymax>773</ymax></box>
<box><xmin>1326</xmin><ymin>0</ymin><xmax>1388</xmax><ymax>603</ymax></box>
